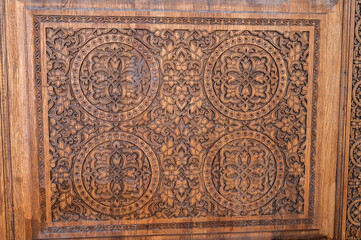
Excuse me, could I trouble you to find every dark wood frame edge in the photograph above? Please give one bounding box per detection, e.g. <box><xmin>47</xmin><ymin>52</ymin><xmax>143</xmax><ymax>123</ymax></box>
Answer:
<box><xmin>0</xmin><ymin>0</ymin><xmax>356</xmax><ymax>239</ymax></box>
<box><xmin>334</xmin><ymin>0</ymin><xmax>355</xmax><ymax>239</ymax></box>
<box><xmin>0</xmin><ymin>0</ymin><xmax>14</xmax><ymax>240</ymax></box>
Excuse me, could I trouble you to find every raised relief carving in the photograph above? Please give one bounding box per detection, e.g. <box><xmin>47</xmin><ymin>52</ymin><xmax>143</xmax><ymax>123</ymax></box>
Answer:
<box><xmin>35</xmin><ymin>16</ymin><xmax>319</xmax><ymax>233</ymax></box>
<box><xmin>73</xmin><ymin>132</ymin><xmax>159</xmax><ymax>216</ymax></box>
<box><xmin>204</xmin><ymin>131</ymin><xmax>285</xmax><ymax>212</ymax></box>
<box><xmin>347</xmin><ymin>0</ymin><xmax>361</xmax><ymax>238</ymax></box>
<box><xmin>204</xmin><ymin>36</ymin><xmax>288</xmax><ymax>120</ymax></box>
<box><xmin>71</xmin><ymin>34</ymin><xmax>160</xmax><ymax>121</ymax></box>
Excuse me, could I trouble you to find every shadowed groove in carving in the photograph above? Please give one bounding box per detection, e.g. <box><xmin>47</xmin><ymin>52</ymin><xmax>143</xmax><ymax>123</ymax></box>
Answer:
<box><xmin>204</xmin><ymin>131</ymin><xmax>285</xmax><ymax>212</ymax></box>
<box><xmin>71</xmin><ymin>34</ymin><xmax>160</xmax><ymax>121</ymax></box>
<box><xmin>204</xmin><ymin>35</ymin><xmax>288</xmax><ymax>120</ymax></box>
<box><xmin>34</xmin><ymin>15</ymin><xmax>320</xmax><ymax>234</ymax></box>
<box><xmin>346</xmin><ymin>0</ymin><xmax>361</xmax><ymax>238</ymax></box>
<box><xmin>73</xmin><ymin>132</ymin><xmax>159</xmax><ymax>216</ymax></box>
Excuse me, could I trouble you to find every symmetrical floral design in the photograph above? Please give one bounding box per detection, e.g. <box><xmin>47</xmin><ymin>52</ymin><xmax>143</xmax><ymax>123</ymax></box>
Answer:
<box><xmin>211</xmin><ymin>138</ymin><xmax>277</xmax><ymax>204</ymax></box>
<box><xmin>79</xmin><ymin>43</ymin><xmax>150</xmax><ymax>113</ymax></box>
<box><xmin>41</xmin><ymin>23</ymin><xmax>317</xmax><ymax>232</ymax></box>
<box><xmin>348</xmin><ymin>199</ymin><xmax>361</xmax><ymax>227</ymax></box>
<box><xmin>70</xmin><ymin>34</ymin><xmax>160</xmax><ymax>121</ymax></box>
<box><xmin>73</xmin><ymin>132</ymin><xmax>160</xmax><ymax>216</ymax></box>
<box><xmin>204</xmin><ymin>131</ymin><xmax>285</xmax><ymax>212</ymax></box>
<box><xmin>205</xmin><ymin>36</ymin><xmax>288</xmax><ymax>121</ymax></box>
<box><xmin>212</xmin><ymin>44</ymin><xmax>278</xmax><ymax>112</ymax></box>
<box><xmin>81</xmin><ymin>140</ymin><xmax>151</xmax><ymax>208</ymax></box>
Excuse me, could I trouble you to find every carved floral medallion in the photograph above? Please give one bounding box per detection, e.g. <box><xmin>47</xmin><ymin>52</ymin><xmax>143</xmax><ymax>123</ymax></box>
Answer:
<box><xmin>204</xmin><ymin>131</ymin><xmax>285</xmax><ymax>212</ymax></box>
<box><xmin>71</xmin><ymin>34</ymin><xmax>160</xmax><ymax>121</ymax></box>
<box><xmin>73</xmin><ymin>132</ymin><xmax>159</xmax><ymax>215</ymax></box>
<box><xmin>204</xmin><ymin>36</ymin><xmax>288</xmax><ymax>120</ymax></box>
<box><xmin>36</xmin><ymin>16</ymin><xmax>319</xmax><ymax>234</ymax></box>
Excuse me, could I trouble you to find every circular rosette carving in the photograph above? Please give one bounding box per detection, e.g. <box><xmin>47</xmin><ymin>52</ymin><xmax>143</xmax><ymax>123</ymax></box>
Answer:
<box><xmin>353</xmin><ymin>81</ymin><xmax>361</xmax><ymax>107</ymax></box>
<box><xmin>348</xmin><ymin>199</ymin><xmax>361</xmax><ymax>226</ymax></box>
<box><xmin>71</xmin><ymin>34</ymin><xmax>160</xmax><ymax>121</ymax></box>
<box><xmin>203</xmin><ymin>131</ymin><xmax>285</xmax><ymax>212</ymax></box>
<box><xmin>204</xmin><ymin>36</ymin><xmax>287</xmax><ymax>120</ymax></box>
<box><xmin>351</xmin><ymin>140</ymin><xmax>361</xmax><ymax>168</ymax></box>
<box><xmin>73</xmin><ymin>132</ymin><xmax>159</xmax><ymax>215</ymax></box>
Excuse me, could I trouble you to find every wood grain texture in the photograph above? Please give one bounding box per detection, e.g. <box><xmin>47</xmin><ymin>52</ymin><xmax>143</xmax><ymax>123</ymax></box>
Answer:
<box><xmin>5</xmin><ymin>0</ymin><xmax>30</xmax><ymax>239</ymax></box>
<box><xmin>23</xmin><ymin>0</ymin><xmax>340</xmax><ymax>13</ymax></box>
<box><xmin>0</xmin><ymin>0</ymin><xmax>8</xmax><ymax>238</ymax></box>
<box><xmin>0</xmin><ymin>0</ymin><xmax>349</xmax><ymax>239</ymax></box>
<box><xmin>0</xmin><ymin>1</ymin><xmax>15</xmax><ymax>240</ymax></box>
<box><xmin>334</xmin><ymin>0</ymin><xmax>354</xmax><ymax>239</ymax></box>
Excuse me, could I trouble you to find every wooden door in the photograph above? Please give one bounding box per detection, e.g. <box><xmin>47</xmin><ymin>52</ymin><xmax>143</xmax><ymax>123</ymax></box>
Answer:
<box><xmin>0</xmin><ymin>0</ymin><xmax>358</xmax><ymax>239</ymax></box>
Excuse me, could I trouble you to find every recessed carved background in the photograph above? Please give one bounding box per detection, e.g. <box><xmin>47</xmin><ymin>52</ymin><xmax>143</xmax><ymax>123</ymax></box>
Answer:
<box><xmin>204</xmin><ymin>35</ymin><xmax>288</xmax><ymax>120</ymax></box>
<box><xmin>71</xmin><ymin>34</ymin><xmax>160</xmax><ymax>121</ymax></box>
<box><xmin>204</xmin><ymin>131</ymin><xmax>285</xmax><ymax>212</ymax></box>
<box><xmin>73</xmin><ymin>132</ymin><xmax>159</xmax><ymax>215</ymax></box>
<box><xmin>347</xmin><ymin>0</ymin><xmax>361</xmax><ymax>238</ymax></box>
<box><xmin>35</xmin><ymin>16</ymin><xmax>319</xmax><ymax>233</ymax></box>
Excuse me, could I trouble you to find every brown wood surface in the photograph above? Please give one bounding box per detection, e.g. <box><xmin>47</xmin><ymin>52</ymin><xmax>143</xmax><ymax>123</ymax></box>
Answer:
<box><xmin>0</xmin><ymin>0</ymin><xmax>356</xmax><ymax>239</ymax></box>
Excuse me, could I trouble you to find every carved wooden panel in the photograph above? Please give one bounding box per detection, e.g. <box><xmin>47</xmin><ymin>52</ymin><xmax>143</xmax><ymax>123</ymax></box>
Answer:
<box><xmin>33</xmin><ymin>15</ymin><xmax>320</xmax><ymax>236</ymax></box>
<box><xmin>347</xmin><ymin>0</ymin><xmax>361</xmax><ymax>238</ymax></box>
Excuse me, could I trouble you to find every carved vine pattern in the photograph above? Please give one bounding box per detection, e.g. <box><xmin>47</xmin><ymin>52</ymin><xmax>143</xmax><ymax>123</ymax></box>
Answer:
<box><xmin>347</xmin><ymin>1</ymin><xmax>361</xmax><ymax>238</ymax></box>
<box><xmin>34</xmin><ymin>15</ymin><xmax>320</xmax><ymax>234</ymax></box>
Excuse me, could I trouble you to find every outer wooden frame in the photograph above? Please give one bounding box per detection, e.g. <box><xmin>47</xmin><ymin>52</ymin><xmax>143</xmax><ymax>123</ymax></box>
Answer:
<box><xmin>0</xmin><ymin>0</ymin><xmax>353</xmax><ymax>239</ymax></box>
<box><xmin>337</xmin><ymin>0</ymin><xmax>361</xmax><ymax>239</ymax></box>
<box><xmin>0</xmin><ymin>0</ymin><xmax>14</xmax><ymax>240</ymax></box>
<box><xmin>335</xmin><ymin>0</ymin><xmax>354</xmax><ymax>239</ymax></box>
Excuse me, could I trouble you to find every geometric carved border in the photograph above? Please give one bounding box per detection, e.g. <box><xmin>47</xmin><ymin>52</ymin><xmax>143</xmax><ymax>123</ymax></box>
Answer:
<box><xmin>34</xmin><ymin>15</ymin><xmax>320</xmax><ymax>234</ymax></box>
<box><xmin>346</xmin><ymin>0</ymin><xmax>361</xmax><ymax>238</ymax></box>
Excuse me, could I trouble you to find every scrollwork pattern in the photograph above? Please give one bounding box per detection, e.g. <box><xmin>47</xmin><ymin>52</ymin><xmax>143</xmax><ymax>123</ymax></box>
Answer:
<box><xmin>35</xmin><ymin>16</ymin><xmax>319</xmax><ymax>234</ymax></box>
<box><xmin>205</xmin><ymin>36</ymin><xmax>288</xmax><ymax>120</ymax></box>
<box><xmin>204</xmin><ymin>131</ymin><xmax>285</xmax><ymax>212</ymax></box>
<box><xmin>347</xmin><ymin>1</ymin><xmax>361</xmax><ymax>238</ymax></box>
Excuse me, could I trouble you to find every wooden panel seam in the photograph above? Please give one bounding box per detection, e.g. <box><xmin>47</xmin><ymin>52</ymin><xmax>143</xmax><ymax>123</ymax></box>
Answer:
<box><xmin>334</xmin><ymin>0</ymin><xmax>354</xmax><ymax>239</ymax></box>
<box><xmin>0</xmin><ymin>0</ymin><xmax>15</xmax><ymax>239</ymax></box>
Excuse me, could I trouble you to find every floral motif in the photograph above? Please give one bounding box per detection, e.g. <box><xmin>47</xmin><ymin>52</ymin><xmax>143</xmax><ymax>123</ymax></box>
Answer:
<box><xmin>70</xmin><ymin>34</ymin><xmax>160</xmax><ymax>121</ymax></box>
<box><xmin>162</xmin><ymin>141</ymin><xmax>201</xmax><ymax>204</ymax></box>
<box><xmin>288</xmin><ymin>162</ymin><xmax>303</xmax><ymax>177</ymax></box>
<box><xmin>82</xmin><ymin>140</ymin><xmax>151</xmax><ymax>207</ymax></box>
<box><xmin>347</xmin><ymin>1</ymin><xmax>361</xmax><ymax>237</ymax></box>
<box><xmin>79</xmin><ymin>43</ymin><xmax>150</xmax><ymax>113</ymax></box>
<box><xmin>348</xmin><ymin>199</ymin><xmax>361</xmax><ymax>226</ymax></box>
<box><xmin>43</xmin><ymin>28</ymin><xmax>314</xmax><ymax>225</ymax></box>
<box><xmin>204</xmin><ymin>35</ymin><xmax>288</xmax><ymax>121</ymax></box>
<box><xmin>204</xmin><ymin>131</ymin><xmax>285</xmax><ymax>212</ymax></box>
<box><xmin>72</xmin><ymin>132</ymin><xmax>160</xmax><ymax>216</ymax></box>
<box><xmin>48</xmin><ymin>69</ymin><xmax>67</xmax><ymax>87</ymax></box>
<box><xmin>213</xmin><ymin>45</ymin><xmax>278</xmax><ymax>112</ymax></box>
<box><xmin>213</xmin><ymin>139</ymin><xmax>276</xmax><ymax>203</ymax></box>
